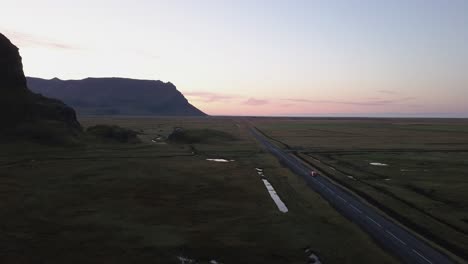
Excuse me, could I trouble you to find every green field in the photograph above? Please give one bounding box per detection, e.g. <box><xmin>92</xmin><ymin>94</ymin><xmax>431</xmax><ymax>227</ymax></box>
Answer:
<box><xmin>253</xmin><ymin>117</ymin><xmax>468</xmax><ymax>259</ymax></box>
<box><xmin>0</xmin><ymin>117</ymin><xmax>397</xmax><ymax>263</ymax></box>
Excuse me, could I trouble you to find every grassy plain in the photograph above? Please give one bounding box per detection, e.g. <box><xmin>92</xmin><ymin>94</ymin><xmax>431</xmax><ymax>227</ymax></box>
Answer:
<box><xmin>0</xmin><ymin>116</ymin><xmax>397</xmax><ymax>263</ymax></box>
<box><xmin>253</xmin><ymin>117</ymin><xmax>468</xmax><ymax>259</ymax></box>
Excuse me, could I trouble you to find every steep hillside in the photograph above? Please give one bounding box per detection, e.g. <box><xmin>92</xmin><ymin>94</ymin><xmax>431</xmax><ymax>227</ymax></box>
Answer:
<box><xmin>0</xmin><ymin>33</ymin><xmax>81</xmax><ymax>143</ymax></box>
<box><xmin>27</xmin><ymin>77</ymin><xmax>206</xmax><ymax>116</ymax></box>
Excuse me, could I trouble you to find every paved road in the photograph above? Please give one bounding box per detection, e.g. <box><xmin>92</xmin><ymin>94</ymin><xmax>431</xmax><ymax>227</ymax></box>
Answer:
<box><xmin>250</xmin><ymin>127</ymin><xmax>454</xmax><ymax>264</ymax></box>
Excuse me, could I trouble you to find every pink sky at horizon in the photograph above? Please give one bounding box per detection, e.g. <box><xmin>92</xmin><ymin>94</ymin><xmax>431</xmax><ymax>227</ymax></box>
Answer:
<box><xmin>2</xmin><ymin>0</ymin><xmax>468</xmax><ymax>117</ymax></box>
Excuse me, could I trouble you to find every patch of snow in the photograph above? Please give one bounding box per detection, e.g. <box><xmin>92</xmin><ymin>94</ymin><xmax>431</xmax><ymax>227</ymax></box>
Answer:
<box><xmin>210</xmin><ymin>260</ymin><xmax>221</xmax><ymax>264</ymax></box>
<box><xmin>384</xmin><ymin>178</ymin><xmax>391</xmax><ymax>181</ymax></box>
<box><xmin>256</xmin><ymin>168</ymin><xmax>263</xmax><ymax>171</ymax></box>
<box><xmin>262</xmin><ymin>179</ymin><xmax>288</xmax><ymax>213</ymax></box>
<box><xmin>206</xmin><ymin>159</ymin><xmax>234</xmax><ymax>163</ymax></box>
<box><xmin>370</xmin><ymin>162</ymin><xmax>388</xmax><ymax>166</ymax></box>
<box><xmin>347</xmin><ymin>175</ymin><xmax>356</xmax><ymax>180</ymax></box>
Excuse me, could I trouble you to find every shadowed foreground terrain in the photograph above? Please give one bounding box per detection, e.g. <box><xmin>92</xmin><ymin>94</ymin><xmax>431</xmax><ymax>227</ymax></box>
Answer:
<box><xmin>0</xmin><ymin>116</ymin><xmax>397</xmax><ymax>264</ymax></box>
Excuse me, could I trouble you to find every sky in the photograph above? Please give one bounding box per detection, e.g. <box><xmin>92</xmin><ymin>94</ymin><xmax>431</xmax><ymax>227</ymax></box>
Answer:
<box><xmin>1</xmin><ymin>0</ymin><xmax>467</xmax><ymax>117</ymax></box>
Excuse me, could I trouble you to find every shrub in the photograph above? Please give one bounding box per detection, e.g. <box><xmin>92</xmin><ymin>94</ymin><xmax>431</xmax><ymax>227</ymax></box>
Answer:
<box><xmin>86</xmin><ymin>125</ymin><xmax>140</xmax><ymax>143</ymax></box>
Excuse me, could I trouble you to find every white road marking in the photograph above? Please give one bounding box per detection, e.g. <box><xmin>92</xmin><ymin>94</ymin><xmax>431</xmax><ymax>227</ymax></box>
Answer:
<box><xmin>386</xmin><ymin>230</ymin><xmax>407</xmax><ymax>245</ymax></box>
<box><xmin>412</xmin><ymin>249</ymin><xmax>433</xmax><ymax>264</ymax></box>
<box><xmin>337</xmin><ymin>195</ymin><xmax>347</xmax><ymax>203</ymax></box>
<box><xmin>366</xmin><ymin>216</ymin><xmax>382</xmax><ymax>228</ymax></box>
<box><xmin>280</xmin><ymin>153</ymin><xmax>304</xmax><ymax>172</ymax></box>
<box><xmin>349</xmin><ymin>204</ymin><xmax>362</xmax><ymax>214</ymax></box>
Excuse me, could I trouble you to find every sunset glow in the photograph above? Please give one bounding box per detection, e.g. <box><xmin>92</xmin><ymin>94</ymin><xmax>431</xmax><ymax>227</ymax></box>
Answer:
<box><xmin>2</xmin><ymin>0</ymin><xmax>467</xmax><ymax>116</ymax></box>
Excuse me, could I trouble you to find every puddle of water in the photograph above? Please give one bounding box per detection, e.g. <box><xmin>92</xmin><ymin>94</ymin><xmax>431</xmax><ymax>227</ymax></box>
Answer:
<box><xmin>308</xmin><ymin>253</ymin><xmax>322</xmax><ymax>264</ymax></box>
<box><xmin>177</xmin><ymin>256</ymin><xmax>195</xmax><ymax>264</ymax></box>
<box><xmin>370</xmin><ymin>162</ymin><xmax>388</xmax><ymax>166</ymax></box>
<box><xmin>206</xmin><ymin>159</ymin><xmax>234</xmax><ymax>163</ymax></box>
<box><xmin>304</xmin><ymin>248</ymin><xmax>322</xmax><ymax>264</ymax></box>
<box><xmin>262</xmin><ymin>179</ymin><xmax>288</xmax><ymax>213</ymax></box>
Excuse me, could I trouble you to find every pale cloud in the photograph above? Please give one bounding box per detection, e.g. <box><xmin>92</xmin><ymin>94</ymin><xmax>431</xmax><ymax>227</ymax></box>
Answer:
<box><xmin>378</xmin><ymin>90</ymin><xmax>398</xmax><ymax>95</ymax></box>
<box><xmin>283</xmin><ymin>97</ymin><xmax>417</xmax><ymax>106</ymax></box>
<box><xmin>2</xmin><ymin>29</ymin><xmax>79</xmax><ymax>50</ymax></box>
<box><xmin>243</xmin><ymin>98</ymin><xmax>269</xmax><ymax>106</ymax></box>
<box><xmin>184</xmin><ymin>91</ymin><xmax>241</xmax><ymax>103</ymax></box>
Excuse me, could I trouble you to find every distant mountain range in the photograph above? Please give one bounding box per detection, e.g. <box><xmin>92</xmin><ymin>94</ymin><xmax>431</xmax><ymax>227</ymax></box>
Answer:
<box><xmin>26</xmin><ymin>77</ymin><xmax>206</xmax><ymax>116</ymax></box>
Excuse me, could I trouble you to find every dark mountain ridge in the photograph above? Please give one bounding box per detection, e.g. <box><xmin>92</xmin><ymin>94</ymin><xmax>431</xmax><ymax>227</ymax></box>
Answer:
<box><xmin>0</xmin><ymin>33</ymin><xmax>81</xmax><ymax>143</ymax></box>
<box><xmin>27</xmin><ymin>77</ymin><xmax>206</xmax><ymax>116</ymax></box>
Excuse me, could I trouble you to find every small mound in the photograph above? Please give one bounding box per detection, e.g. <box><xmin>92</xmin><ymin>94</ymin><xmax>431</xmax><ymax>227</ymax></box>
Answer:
<box><xmin>168</xmin><ymin>128</ymin><xmax>236</xmax><ymax>144</ymax></box>
<box><xmin>86</xmin><ymin>125</ymin><xmax>140</xmax><ymax>143</ymax></box>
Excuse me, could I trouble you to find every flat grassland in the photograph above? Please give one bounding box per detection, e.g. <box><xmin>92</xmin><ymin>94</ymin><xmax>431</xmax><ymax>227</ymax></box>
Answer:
<box><xmin>0</xmin><ymin>116</ymin><xmax>397</xmax><ymax>264</ymax></box>
<box><xmin>253</xmin><ymin>117</ymin><xmax>468</xmax><ymax>259</ymax></box>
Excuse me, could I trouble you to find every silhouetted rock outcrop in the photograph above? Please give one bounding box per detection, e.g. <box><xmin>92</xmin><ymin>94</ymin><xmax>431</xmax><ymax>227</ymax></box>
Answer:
<box><xmin>0</xmin><ymin>33</ymin><xmax>81</xmax><ymax>143</ymax></box>
<box><xmin>27</xmin><ymin>77</ymin><xmax>206</xmax><ymax>116</ymax></box>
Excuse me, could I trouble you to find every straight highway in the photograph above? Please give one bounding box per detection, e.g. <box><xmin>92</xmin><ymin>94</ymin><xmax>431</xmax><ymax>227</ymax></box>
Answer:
<box><xmin>250</xmin><ymin>126</ymin><xmax>454</xmax><ymax>264</ymax></box>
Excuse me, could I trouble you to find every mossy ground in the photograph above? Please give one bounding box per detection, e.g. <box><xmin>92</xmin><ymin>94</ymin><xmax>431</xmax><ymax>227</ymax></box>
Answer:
<box><xmin>255</xmin><ymin>117</ymin><xmax>468</xmax><ymax>259</ymax></box>
<box><xmin>0</xmin><ymin>116</ymin><xmax>396</xmax><ymax>264</ymax></box>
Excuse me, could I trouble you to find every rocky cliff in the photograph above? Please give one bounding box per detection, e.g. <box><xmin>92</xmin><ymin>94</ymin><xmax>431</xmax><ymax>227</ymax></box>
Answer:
<box><xmin>0</xmin><ymin>33</ymin><xmax>81</xmax><ymax>143</ymax></box>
